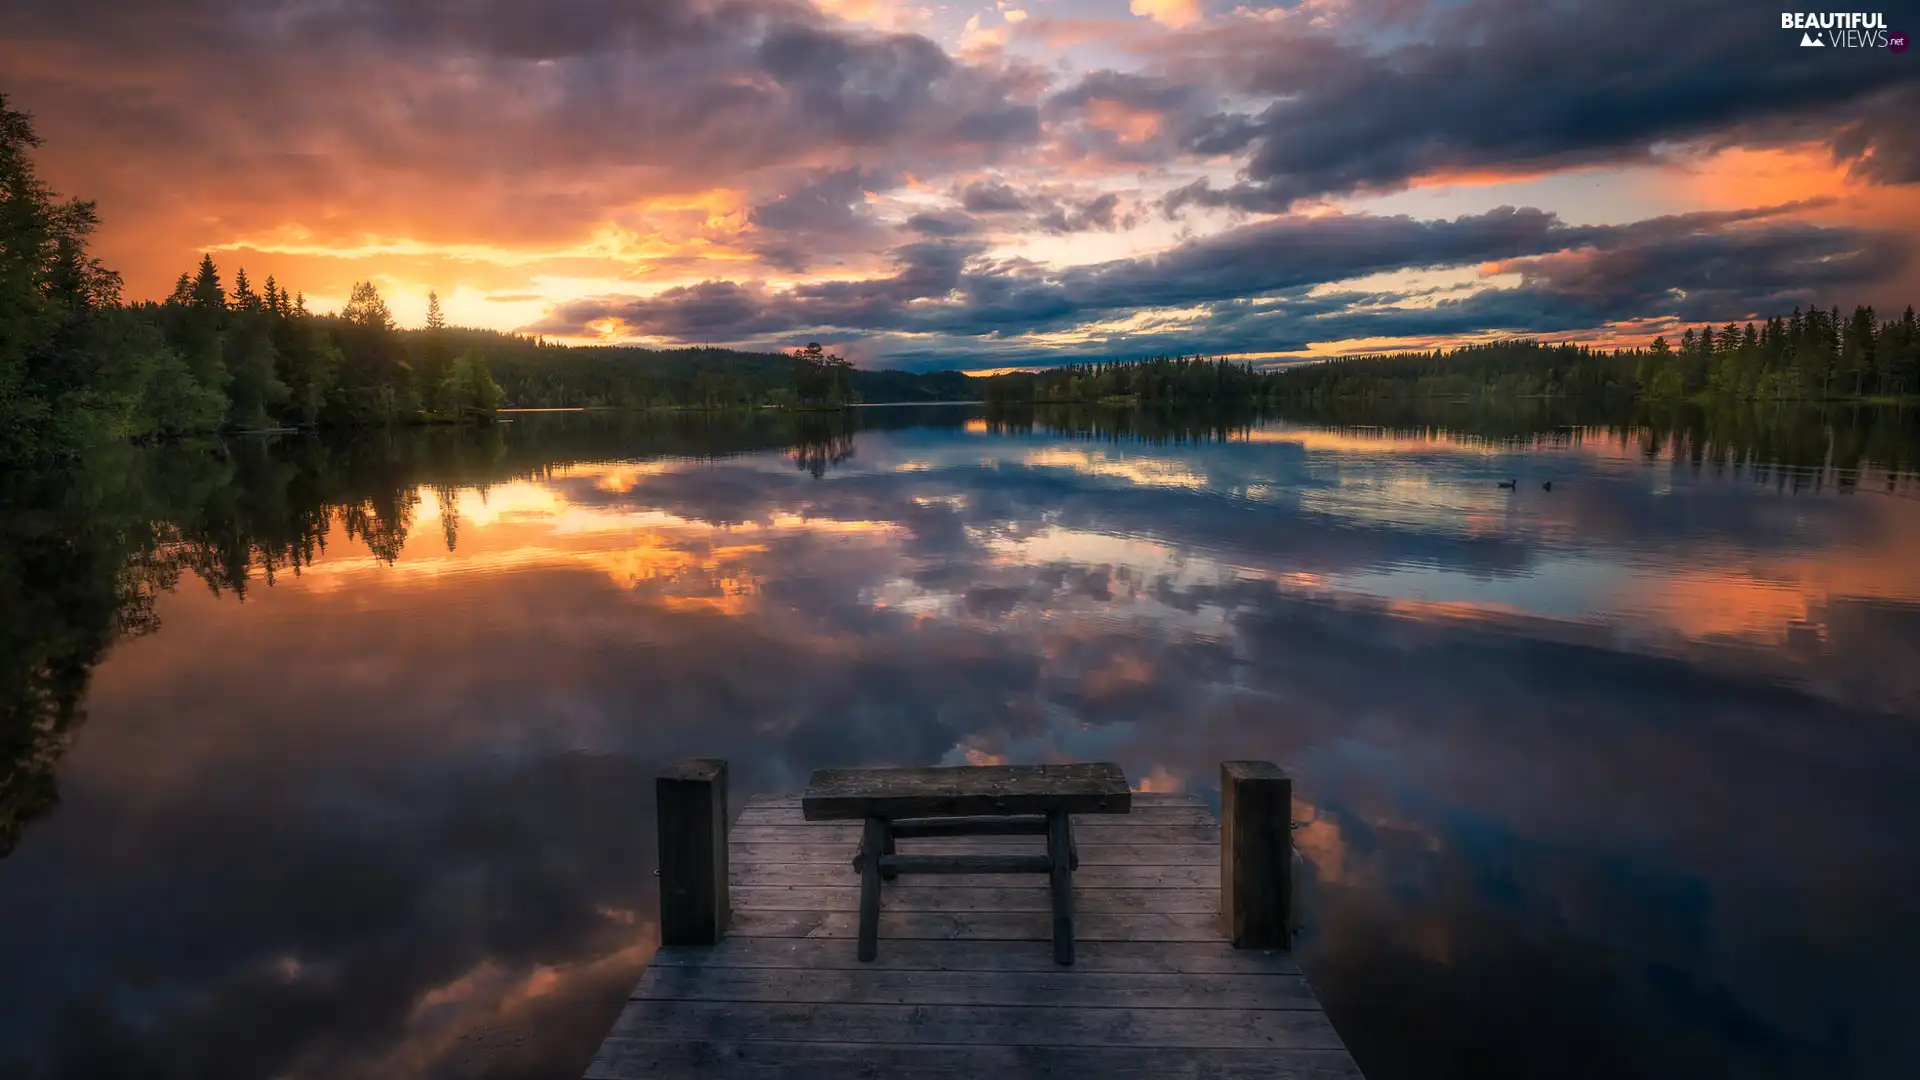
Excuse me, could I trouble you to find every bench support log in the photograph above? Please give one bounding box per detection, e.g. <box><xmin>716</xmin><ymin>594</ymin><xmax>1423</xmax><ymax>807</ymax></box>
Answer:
<box><xmin>1221</xmin><ymin>760</ymin><xmax>1292</xmax><ymax>949</ymax></box>
<box><xmin>1047</xmin><ymin>810</ymin><xmax>1076</xmax><ymax>965</ymax></box>
<box><xmin>657</xmin><ymin>759</ymin><xmax>729</xmax><ymax>947</ymax></box>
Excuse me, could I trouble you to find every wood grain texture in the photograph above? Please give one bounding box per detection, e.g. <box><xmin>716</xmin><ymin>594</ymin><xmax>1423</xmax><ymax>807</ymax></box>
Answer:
<box><xmin>730</xmin><ymin>839</ymin><xmax>1215</xmax><ymax>865</ymax></box>
<box><xmin>726</xmin><ymin>908</ymin><xmax>1224</xmax><ymax>943</ymax></box>
<box><xmin>729</xmin><ymin>862</ymin><xmax>1221</xmax><ymax>890</ymax></box>
<box><xmin>746</xmin><ymin>791</ymin><xmax>1203</xmax><ymax>811</ymax></box>
<box><xmin>731</xmin><ymin>885</ymin><xmax>1220</xmax><ymax>914</ymax></box>
<box><xmin>609</xmin><ymin>999</ymin><xmax>1348</xmax><ymax>1049</ymax></box>
<box><xmin>631</xmin><ymin>964</ymin><xmax>1322</xmax><ymax>1010</ymax></box>
<box><xmin>735</xmin><ymin>804</ymin><xmax>1216</xmax><ymax>827</ymax></box>
<box><xmin>801</xmin><ymin>763</ymin><xmax>1132</xmax><ymax>820</ymax></box>
<box><xmin>587</xmin><ymin>1041</ymin><xmax>1365</xmax><ymax>1080</ymax></box>
<box><xmin>731</xmin><ymin>822</ymin><xmax>1217</xmax><ymax>845</ymax></box>
<box><xmin>646</xmin><ymin>937</ymin><xmax>1303</xmax><ymax>975</ymax></box>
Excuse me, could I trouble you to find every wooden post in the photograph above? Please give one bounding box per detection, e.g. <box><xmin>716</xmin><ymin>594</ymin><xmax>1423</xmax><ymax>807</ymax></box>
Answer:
<box><xmin>657</xmin><ymin>759</ymin><xmax>729</xmax><ymax>946</ymax></box>
<box><xmin>857</xmin><ymin>816</ymin><xmax>886</xmax><ymax>962</ymax></box>
<box><xmin>1047</xmin><ymin>810</ymin><xmax>1076</xmax><ymax>966</ymax></box>
<box><xmin>1220</xmin><ymin>760</ymin><xmax>1292</xmax><ymax>949</ymax></box>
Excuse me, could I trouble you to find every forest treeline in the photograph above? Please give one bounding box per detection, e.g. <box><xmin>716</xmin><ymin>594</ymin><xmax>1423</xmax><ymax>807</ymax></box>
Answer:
<box><xmin>1271</xmin><ymin>310</ymin><xmax>1920</xmax><ymax>402</ymax></box>
<box><xmin>984</xmin><ymin>311</ymin><xmax>1920</xmax><ymax>406</ymax></box>
<box><xmin>0</xmin><ymin>96</ymin><xmax>972</xmax><ymax>462</ymax></box>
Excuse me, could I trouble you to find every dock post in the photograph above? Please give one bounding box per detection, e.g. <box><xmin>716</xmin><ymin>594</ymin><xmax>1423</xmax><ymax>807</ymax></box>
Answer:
<box><xmin>1220</xmin><ymin>760</ymin><xmax>1292</xmax><ymax>949</ymax></box>
<box><xmin>657</xmin><ymin>759</ymin><xmax>729</xmax><ymax>946</ymax></box>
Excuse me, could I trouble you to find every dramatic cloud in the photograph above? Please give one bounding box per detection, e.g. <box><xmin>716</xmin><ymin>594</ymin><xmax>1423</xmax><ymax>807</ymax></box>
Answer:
<box><xmin>3</xmin><ymin>0</ymin><xmax>1916</xmax><ymax>364</ymax></box>
<box><xmin>534</xmin><ymin>199</ymin><xmax>1907</xmax><ymax>362</ymax></box>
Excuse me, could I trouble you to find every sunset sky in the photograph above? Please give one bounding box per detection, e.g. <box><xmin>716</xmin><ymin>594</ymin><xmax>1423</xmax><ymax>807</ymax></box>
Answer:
<box><xmin>5</xmin><ymin>0</ymin><xmax>1918</xmax><ymax>370</ymax></box>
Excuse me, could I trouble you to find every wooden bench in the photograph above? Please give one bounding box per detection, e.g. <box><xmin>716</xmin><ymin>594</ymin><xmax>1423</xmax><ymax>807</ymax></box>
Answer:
<box><xmin>801</xmin><ymin>763</ymin><xmax>1132</xmax><ymax>965</ymax></box>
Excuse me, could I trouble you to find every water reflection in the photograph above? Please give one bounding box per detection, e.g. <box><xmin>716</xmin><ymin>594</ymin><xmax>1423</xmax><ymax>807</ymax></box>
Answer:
<box><xmin>1</xmin><ymin>403</ymin><xmax>1918</xmax><ymax>1080</ymax></box>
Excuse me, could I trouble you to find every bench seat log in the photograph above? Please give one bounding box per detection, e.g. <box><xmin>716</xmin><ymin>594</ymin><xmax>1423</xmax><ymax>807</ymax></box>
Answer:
<box><xmin>803</xmin><ymin>764</ymin><xmax>1128</xmax><ymax>966</ymax></box>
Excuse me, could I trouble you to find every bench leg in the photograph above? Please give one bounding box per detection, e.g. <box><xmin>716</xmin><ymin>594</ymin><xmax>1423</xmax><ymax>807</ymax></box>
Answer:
<box><xmin>881</xmin><ymin>826</ymin><xmax>899</xmax><ymax>881</ymax></box>
<box><xmin>858</xmin><ymin>816</ymin><xmax>886</xmax><ymax>962</ymax></box>
<box><xmin>1067</xmin><ymin>815</ymin><xmax>1079</xmax><ymax>871</ymax></box>
<box><xmin>1047</xmin><ymin>810</ymin><xmax>1075</xmax><ymax>966</ymax></box>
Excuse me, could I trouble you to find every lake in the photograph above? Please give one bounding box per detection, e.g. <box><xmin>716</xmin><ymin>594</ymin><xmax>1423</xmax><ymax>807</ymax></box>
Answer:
<box><xmin>3</xmin><ymin>401</ymin><xmax>1918</xmax><ymax>1080</ymax></box>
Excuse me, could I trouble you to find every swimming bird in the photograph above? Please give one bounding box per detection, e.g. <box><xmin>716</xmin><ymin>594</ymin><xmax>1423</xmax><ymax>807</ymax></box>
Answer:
<box><xmin>1542</xmin><ymin>481</ymin><xmax>1553</xmax><ymax>491</ymax></box>
<box><xmin>1497</xmin><ymin>478</ymin><xmax>1516</xmax><ymax>489</ymax></box>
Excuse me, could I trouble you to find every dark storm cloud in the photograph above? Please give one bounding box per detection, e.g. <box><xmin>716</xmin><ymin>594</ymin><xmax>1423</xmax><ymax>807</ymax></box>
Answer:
<box><xmin>746</xmin><ymin>167</ymin><xmax>897</xmax><ymax>273</ymax></box>
<box><xmin>0</xmin><ymin>0</ymin><xmax>1045</xmax><ymax>291</ymax></box>
<box><xmin>534</xmin><ymin>200</ymin><xmax>1901</xmax><ymax>360</ymax></box>
<box><xmin>950</xmin><ymin>179</ymin><xmax>1135</xmax><ymax>235</ymax></box>
<box><xmin>904</xmin><ymin>210</ymin><xmax>983</xmax><ymax>238</ymax></box>
<box><xmin>1149</xmin><ymin>0</ymin><xmax>1920</xmax><ymax>211</ymax></box>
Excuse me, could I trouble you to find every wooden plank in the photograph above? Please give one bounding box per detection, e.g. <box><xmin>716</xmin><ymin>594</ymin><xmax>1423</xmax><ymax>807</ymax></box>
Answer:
<box><xmin>879</xmin><ymin>854</ymin><xmax>1053</xmax><ymax>874</ymax></box>
<box><xmin>730</xmin><ymin>822</ymin><xmax>1217</xmax><ymax>845</ymax></box>
<box><xmin>657</xmin><ymin>760</ymin><xmax>729</xmax><ymax>946</ymax></box>
<box><xmin>730</xmin><ymin>862</ymin><xmax>1222</xmax><ymax>890</ymax></box>
<box><xmin>726</xmin><ymin>909</ymin><xmax>1222</xmax><ymax>943</ymax></box>
<box><xmin>608</xmin><ymin>999</ymin><xmax>1348</xmax><ymax>1050</ymax></box>
<box><xmin>647</xmin><ymin>937</ymin><xmax>1302</xmax><ymax>975</ymax></box>
<box><xmin>731</xmin><ymin>885</ymin><xmax>1220</xmax><ymax>914</ymax></box>
<box><xmin>889</xmin><ymin>816</ymin><xmax>1048</xmax><ymax>838</ymax></box>
<box><xmin>587</xmin><ymin>1040</ymin><xmax>1364</xmax><ymax>1080</ymax></box>
<box><xmin>731</xmin><ymin>840</ymin><xmax>1215</xmax><ymax>865</ymax></box>
<box><xmin>1221</xmin><ymin>760</ymin><xmax>1291</xmax><ymax>950</ymax></box>
<box><xmin>632</xmin><ymin>964</ymin><xmax>1323</xmax><ymax>1010</ymax></box>
<box><xmin>735</xmin><ymin>804</ymin><xmax>1217</xmax><ymax>827</ymax></box>
<box><xmin>744</xmin><ymin>792</ymin><xmax>1205</xmax><ymax>810</ymax></box>
<box><xmin>802</xmin><ymin>763</ymin><xmax>1132</xmax><ymax>820</ymax></box>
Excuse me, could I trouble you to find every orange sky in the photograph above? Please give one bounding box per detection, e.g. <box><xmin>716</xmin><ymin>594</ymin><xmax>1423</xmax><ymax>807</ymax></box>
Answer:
<box><xmin>5</xmin><ymin>0</ymin><xmax>1915</xmax><ymax>368</ymax></box>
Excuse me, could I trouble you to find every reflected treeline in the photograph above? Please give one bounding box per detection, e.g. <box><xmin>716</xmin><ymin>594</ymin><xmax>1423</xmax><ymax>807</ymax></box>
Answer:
<box><xmin>1267</xmin><ymin>397</ymin><xmax>1920</xmax><ymax>488</ymax></box>
<box><xmin>984</xmin><ymin>403</ymin><xmax>1266</xmax><ymax>445</ymax></box>
<box><xmin>0</xmin><ymin>408</ymin><xmax>958</xmax><ymax>856</ymax></box>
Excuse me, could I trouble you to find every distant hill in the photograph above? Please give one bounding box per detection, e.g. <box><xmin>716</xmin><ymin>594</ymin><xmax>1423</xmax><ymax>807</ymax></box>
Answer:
<box><xmin>422</xmin><ymin>328</ymin><xmax>984</xmax><ymax>407</ymax></box>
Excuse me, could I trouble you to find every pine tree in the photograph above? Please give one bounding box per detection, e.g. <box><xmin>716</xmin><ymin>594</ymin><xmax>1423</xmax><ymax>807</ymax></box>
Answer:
<box><xmin>231</xmin><ymin>267</ymin><xmax>259</xmax><ymax>312</ymax></box>
<box><xmin>419</xmin><ymin>289</ymin><xmax>453</xmax><ymax>413</ymax></box>
<box><xmin>190</xmin><ymin>254</ymin><xmax>226</xmax><ymax>312</ymax></box>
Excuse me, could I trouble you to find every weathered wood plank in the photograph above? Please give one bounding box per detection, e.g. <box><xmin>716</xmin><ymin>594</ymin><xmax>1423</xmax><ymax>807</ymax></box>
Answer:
<box><xmin>646</xmin><ymin>937</ymin><xmax>1302</xmax><ymax>975</ymax></box>
<box><xmin>731</xmin><ymin>822</ymin><xmax>1218</xmax><ymax>845</ymax></box>
<box><xmin>888</xmin><ymin>815</ymin><xmax>1048</xmax><ymax>838</ymax></box>
<box><xmin>730</xmin><ymin>862</ymin><xmax>1222</xmax><ymax>890</ymax></box>
<box><xmin>802</xmin><ymin>764</ymin><xmax>1132</xmax><ymax>820</ymax></box>
<box><xmin>632</xmin><ymin>964</ymin><xmax>1322</xmax><ymax>1010</ymax></box>
<box><xmin>735</xmin><ymin>804</ymin><xmax>1216</xmax><ymax>827</ymax></box>
<box><xmin>726</xmin><ymin>908</ymin><xmax>1221</xmax><ymax>943</ymax></box>
<box><xmin>608</xmin><ymin>999</ymin><xmax>1347</xmax><ymax>1050</ymax></box>
<box><xmin>731</xmin><ymin>885</ymin><xmax>1221</xmax><ymax>914</ymax></box>
<box><xmin>745</xmin><ymin>791</ymin><xmax>1205</xmax><ymax>810</ymax></box>
<box><xmin>657</xmin><ymin>760</ymin><xmax>729</xmax><ymax>947</ymax></box>
<box><xmin>879</xmin><ymin>854</ymin><xmax>1053</xmax><ymax>874</ymax></box>
<box><xmin>587</xmin><ymin>1040</ymin><xmax>1364</xmax><ymax>1080</ymax></box>
<box><xmin>731</xmin><ymin>840</ymin><xmax>1215</xmax><ymax>865</ymax></box>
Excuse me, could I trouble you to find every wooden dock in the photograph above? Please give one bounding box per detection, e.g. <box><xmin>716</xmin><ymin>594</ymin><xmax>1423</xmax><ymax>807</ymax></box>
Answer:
<box><xmin>586</xmin><ymin>762</ymin><xmax>1365</xmax><ymax>1079</ymax></box>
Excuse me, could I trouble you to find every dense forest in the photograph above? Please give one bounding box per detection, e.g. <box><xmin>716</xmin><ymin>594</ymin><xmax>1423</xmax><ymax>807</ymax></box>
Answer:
<box><xmin>0</xmin><ymin>95</ymin><xmax>974</xmax><ymax>462</ymax></box>
<box><xmin>1272</xmin><ymin>313</ymin><xmax>1920</xmax><ymax>402</ymax></box>
<box><xmin>985</xmin><ymin>314</ymin><xmax>1920</xmax><ymax>407</ymax></box>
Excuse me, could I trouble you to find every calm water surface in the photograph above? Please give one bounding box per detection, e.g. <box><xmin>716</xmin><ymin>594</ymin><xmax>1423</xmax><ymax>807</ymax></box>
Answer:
<box><xmin>3</xmin><ymin>404</ymin><xmax>1919</xmax><ymax>1079</ymax></box>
